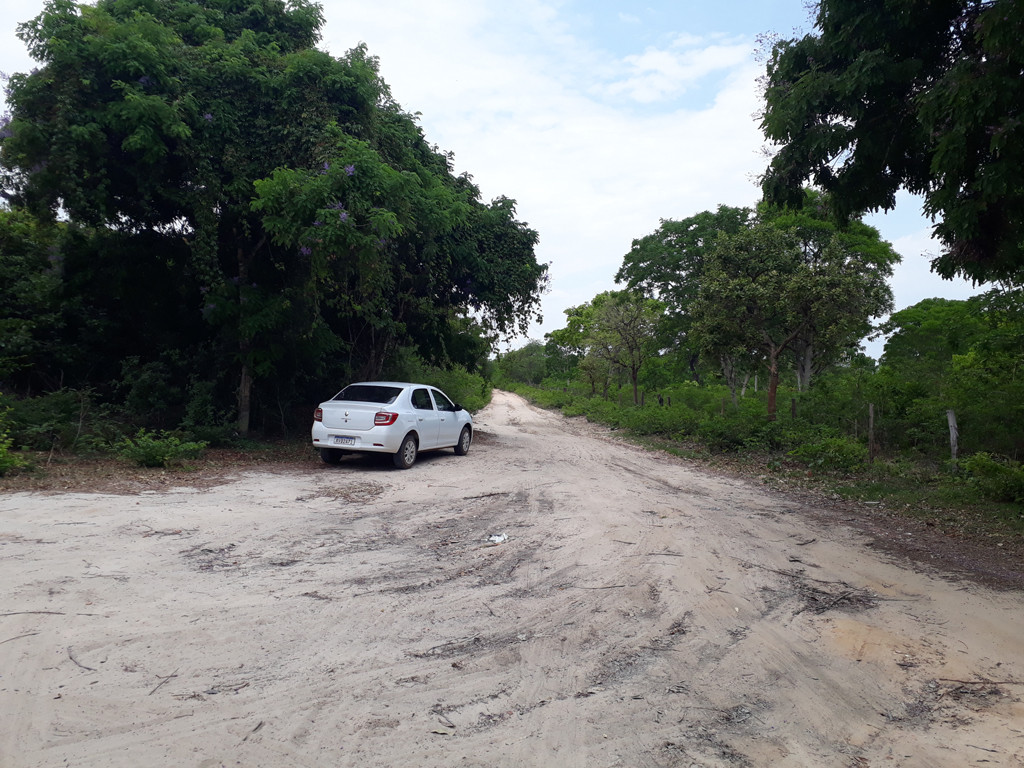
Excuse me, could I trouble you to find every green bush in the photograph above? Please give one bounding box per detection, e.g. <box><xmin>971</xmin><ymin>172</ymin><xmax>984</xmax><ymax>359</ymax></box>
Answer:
<box><xmin>959</xmin><ymin>452</ymin><xmax>1024</xmax><ymax>503</ymax></box>
<box><xmin>117</xmin><ymin>429</ymin><xmax>207</xmax><ymax>468</ymax></box>
<box><xmin>423</xmin><ymin>366</ymin><xmax>491</xmax><ymax>413</ymax></box>
<box><xmin>2</xmin><ymin>389</ymin><xmax>122</xmax><ymax>452</ymax></box>
<box><xmin>616</xmin><ymin>404</ymin><xmax>699</xmax><ymax>437</ymax></box>
<box><xmin>181</xmin><ymin>378</ymin><xmax>236</xmax><ymax>446</ymax></box>
<box><xmin>788</xmin><ymin>436</ymin><xmax>868</xmax><ymax>472</ymax></box>
<box><xmin>0</xmin><ymin>402</ymin><xmax>27</xmax><ymax>476</ymax></box>
<box><xmin>384</xmin><ymin>357</ymin><xmax>491</xmax><ymax>413</ymax></box>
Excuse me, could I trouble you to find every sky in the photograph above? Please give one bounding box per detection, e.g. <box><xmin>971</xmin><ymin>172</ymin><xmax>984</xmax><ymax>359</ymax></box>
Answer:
<box><xmin>0</xmin><ymin>0</ymin><xmax>988</xmax><ymax>358</ymax></box>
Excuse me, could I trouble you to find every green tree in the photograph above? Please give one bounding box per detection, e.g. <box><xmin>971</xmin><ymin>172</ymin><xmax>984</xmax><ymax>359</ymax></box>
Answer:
<box><xmin>616</xmin><ymin>205</ymin><xmax>752</xmax><ymax>383</ymax></box>
<box><xmin>874</xmin><ymin>297</ymin><xmax>989</xmax><ymax>452</ymax></box>
<box><xmin>560</xmin><ymin>291</ymin><xmax>665</xmax><ymax>405</ymax></box>
<box><xmin>495</xmin><ymin>340</ymin><xmax>548</xmax><ymax>386</ymax></box>
<box><xmin>1</xmin><ymin>0</ymin><xmax>545</xmax><ymax>432</ymax></box>
<box><xmin>945</xmin><ymin>290</ymin><xmax>1024</xmax><ymax>457</ymax></box>
<box><xmin>760</xmin><ymin>191</ymin><xmax>898</xmax><ymax>390</ymax></box>
<box><xmin>761</xmin><ymin>0</ymin><xmax>1024</xmax><ymax>283</ymax></box>
<box><xmin>693</xmin><ymin>218</ymin><xmax>893</xmax><ymax>420</ymax></box>
<box><xmin>0</xmin><ymin>209</ymin><xmax>63</xmax><ymax>384</ymax></box>
<box><xmin>879</xmin><ymin>298</ymin><xmax>988</xmax><ymax>379</ymax></box>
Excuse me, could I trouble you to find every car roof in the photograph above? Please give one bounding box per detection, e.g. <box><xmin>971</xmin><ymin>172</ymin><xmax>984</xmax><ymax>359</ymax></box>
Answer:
<box><xmin>347</xmin><ymin>381</ymin><xmax>430</xmax><ymax>389</ymax></box>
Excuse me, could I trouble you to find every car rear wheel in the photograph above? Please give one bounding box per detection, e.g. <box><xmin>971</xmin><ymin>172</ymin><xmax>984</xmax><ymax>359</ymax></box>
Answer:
<box><xmin>393</xmin><ymin>434</ymin><xmax>417</xmax><ymax>469</ymax></box>
<box><xmin>454</xmin><ymin>426</ymin><xmax>472</xmax><ymax>456</ymax></box>
<box><xmin>320</xmin><ymin>447</ymin><xmax>344</xmax><ymax>465</ymax></box>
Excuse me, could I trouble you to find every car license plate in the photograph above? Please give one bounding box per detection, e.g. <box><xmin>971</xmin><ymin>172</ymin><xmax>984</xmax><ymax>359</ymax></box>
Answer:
<box><xmin>333</xmin><ymin>436</ymin><xmax>356</xmax><ymax>447</ymax></box>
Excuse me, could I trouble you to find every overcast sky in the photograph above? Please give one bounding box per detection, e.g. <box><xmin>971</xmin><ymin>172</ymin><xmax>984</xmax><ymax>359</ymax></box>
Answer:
<box><xmin>0</xmin><ymin>0</ymin><xmax>987</xmax><ymax>357</ymax></box>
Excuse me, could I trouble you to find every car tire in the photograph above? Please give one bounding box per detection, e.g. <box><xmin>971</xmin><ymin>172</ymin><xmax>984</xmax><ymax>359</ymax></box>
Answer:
<box><xmin>320</xmin><ymin>447</ymin><xmax>344</xmax><ymax>465</ymax></box>
<box><xmin>393</xmin><ymin>434</ymin><xmax>417</xmax><ymax>469</ymax></box>
<box><xmin>454</xmin><ymin>426</ymin><xmax>472</xmax><ymax>456</ymax></box>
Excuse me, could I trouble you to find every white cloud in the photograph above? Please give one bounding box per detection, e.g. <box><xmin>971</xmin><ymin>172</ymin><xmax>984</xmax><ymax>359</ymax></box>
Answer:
<box><xmin>605</xmin><ymin>39</ymin><xmax>752</xmax><ymax>103</ymax></box>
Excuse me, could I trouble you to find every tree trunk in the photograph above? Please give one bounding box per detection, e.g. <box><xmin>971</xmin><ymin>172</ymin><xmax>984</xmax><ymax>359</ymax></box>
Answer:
<box><xmin>766</xmin><ymin>353</ymin><xmax>780</xmax><ymax>420</ymax></box>
<box><xmin>795</xmin><ymin>336</ymin><xmax>813</xmax><ymax>392</ymax></box>
<box><xmin>688</xmin><ymin>351</ymin><xmax>702</xmax><ymax>385</ymax></box>
<box><xmin>237</xmin><ymin>360</ymin><xmax>252</xmax><ymax>434</ymax></box>
<box><xmin>720</xmin><ymin>355</ymin><xmax>740</xmax><ymax>408</ymax></box>
<box><xmin>947</xmin><ymin>409</ymin><xmax>959</xmax><ymax>471</ymax></box>
<box><xmin>868</xmin><ymin>403</ymin><xmax>876</xmax><ymax>464</ymax></box>
<box><xmin>235</xmin><ymin>242</ymin><xmax>252</xmax><ymax>435</ymax></box>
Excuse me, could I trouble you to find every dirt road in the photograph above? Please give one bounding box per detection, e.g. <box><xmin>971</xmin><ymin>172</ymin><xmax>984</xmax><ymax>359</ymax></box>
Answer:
<box><xmin>2</xmin><ymin>391</ymin><xmax>1023</xmax><ymax>767</ymax></box>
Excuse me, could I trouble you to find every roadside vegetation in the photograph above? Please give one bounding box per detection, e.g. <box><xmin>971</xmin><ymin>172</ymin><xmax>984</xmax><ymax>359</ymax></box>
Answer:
<box><xmin>494</xmin><ymin>341</ymin><xmax>1024</xmax><ymax>543</ymax></box>
<box><xmin>0</xmin><ymin>0</ymin><xmax>527</xmax><ymax>475</ymax></box>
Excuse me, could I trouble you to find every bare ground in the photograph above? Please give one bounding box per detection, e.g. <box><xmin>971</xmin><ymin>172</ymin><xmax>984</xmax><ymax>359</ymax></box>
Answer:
<box><xmin>2</xmin><ymin>390</ymin><xmax>1023</xmax><ymax>767</ymax></box>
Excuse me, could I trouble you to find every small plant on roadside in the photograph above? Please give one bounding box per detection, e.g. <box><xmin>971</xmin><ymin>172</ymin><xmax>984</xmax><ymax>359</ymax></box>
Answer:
<box><xmin>788</xmin><ymin>436</ymin><xmax>868</xmax><ymax>473</ymax></box>
<box><xmin>117</xmin><ymin>429</ymin><xmax>207</xmax><ymax>468</ymax></box>
<box><xmin>959</xmin><ymin>452</ymin><xmax>1024</xmax><ymax>504</ymax></box>
<box><xmin>0</xmin><ymin>418</ymin><xmax>27</xmax><ymax>476</ymax></box>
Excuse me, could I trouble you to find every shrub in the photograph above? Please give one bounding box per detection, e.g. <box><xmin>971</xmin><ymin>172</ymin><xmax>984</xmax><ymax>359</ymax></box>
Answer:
<box><xmin>117</xmin><ymin>429</ymin><xmax>207</xmax><ymax>468</ymax></box>
<box><xmin>2</xmin><ymin>389</ymin><xmax>122</xmax><ymax>452</ymax></box>
<box><xmin>788</xmin><ymin>436</ymin><xmax>868</xmax><ymax>473</ymax></box>
<box><xmin>0</xmin><ymin>402</ymin><xmax>27</xmax><ymax>476</ymax></box>
<box><xmin>959</xmin><ymin>452</ymin><xmax>1024</xmax><ymax>503</ymax></box>
<box><xmin>180</xmin><ymin>378</ymin><xmax>236</xmax><ymax>446</ymax></box>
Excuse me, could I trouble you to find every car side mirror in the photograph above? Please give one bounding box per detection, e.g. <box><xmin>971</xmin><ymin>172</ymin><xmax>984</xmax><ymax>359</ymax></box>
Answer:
<box><xmin>453</xmin><ymin>403</ymin><xmax>463</xmax><ymax>411</ymax></box>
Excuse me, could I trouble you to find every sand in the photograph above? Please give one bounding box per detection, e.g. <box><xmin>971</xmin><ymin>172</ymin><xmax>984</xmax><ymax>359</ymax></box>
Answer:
<box><xmin>2</xmin><ymin>390</ymin><xmax>1022</xmax><ymax>767</ymax></box>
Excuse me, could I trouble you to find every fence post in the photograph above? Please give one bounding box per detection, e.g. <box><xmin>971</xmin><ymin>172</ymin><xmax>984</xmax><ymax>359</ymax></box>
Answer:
<box><xmin>868</xmin><ymin>403</ymin><xmax>876</xmax><ymax>464</ymax></box>
<box><xmin>947</xmin><ymin>409</ymin><xmax>959</xmax><ymax>471</ymax></box>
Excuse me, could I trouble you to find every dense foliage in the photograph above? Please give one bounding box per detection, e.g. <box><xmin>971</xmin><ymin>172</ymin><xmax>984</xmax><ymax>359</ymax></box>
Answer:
<box><xmin>0</xmin><ymin>0</ymin><xmax>545</xmax><ymax>441</ymax></box>
<box><xmin>496</xmin><ymin>197</ymin><xmax>1024</xmax><ymax>515</ymax></box>
<box><xmin>761</xmin><ymin>0</ymin><xmax>1024</xmax><ymax>283</ymax></box>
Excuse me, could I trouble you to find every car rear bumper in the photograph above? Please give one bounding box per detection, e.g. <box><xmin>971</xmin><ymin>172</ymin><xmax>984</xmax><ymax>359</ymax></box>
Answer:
<box><xmin>311</xmin><ymin>422</ymin><xmax>404</xmax><ymax>453</ymax></box>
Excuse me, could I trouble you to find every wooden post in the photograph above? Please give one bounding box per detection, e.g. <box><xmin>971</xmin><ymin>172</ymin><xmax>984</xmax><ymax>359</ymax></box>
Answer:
<box><xmin>868</xmin><ymin>403</ymin><xmax>876</xmax><ymax>464</ymax></box>
<box><xmin>947</xmin><ymin>409</ymin><xmax>959</xmax><ymax>471</ymax></box>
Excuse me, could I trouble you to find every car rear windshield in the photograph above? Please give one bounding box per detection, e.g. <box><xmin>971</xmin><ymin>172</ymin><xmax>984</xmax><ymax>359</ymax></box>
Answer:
<box><xmin>333</xmin><ymin>385</ymin><xmax>402</xmax><ymax>404</ymax></box>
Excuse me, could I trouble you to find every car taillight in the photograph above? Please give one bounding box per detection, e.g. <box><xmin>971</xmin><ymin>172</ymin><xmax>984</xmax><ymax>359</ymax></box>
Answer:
<box><xmin>313</xmin><ymin>408</ymin><xmax>323</xmax><ymax>422</ymax></box>
<box><xmin>374</xmin><ymin>411</ymin><xmax>399</xmax><ymax>426</ymax></box>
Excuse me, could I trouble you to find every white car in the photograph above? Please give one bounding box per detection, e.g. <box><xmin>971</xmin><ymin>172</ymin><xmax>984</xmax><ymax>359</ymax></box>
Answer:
<box><xmin>312</xmin><ymin>381</ymin><xmax>473</xmax><ymax>469</ymax></box>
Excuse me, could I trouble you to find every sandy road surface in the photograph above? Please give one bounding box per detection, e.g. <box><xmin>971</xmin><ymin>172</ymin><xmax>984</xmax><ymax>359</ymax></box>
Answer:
<box><xmin>2</xmin><ymin>390</ymin><xmax>1023</xmax><ymax>767</ymax></box>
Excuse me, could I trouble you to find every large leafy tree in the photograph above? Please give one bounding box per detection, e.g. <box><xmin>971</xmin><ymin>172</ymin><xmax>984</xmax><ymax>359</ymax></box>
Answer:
<box><xmin>761</xmin><ymin>0</ymin><xmax>1024</xmax><ymax>283</ymax></box>
<box><xmin>874</xmin><ymin>294</ymin><xmax>1022</xmax><ymax>455</ymax></box>
<box><xmin>692</xmin><ymin>217</ymin><xmax>894</xmax><ymax>420</ymax></box>
<box><xmin>616</xmin><ymin>205</ymin><xmax>752</xmax><ymax>382</ymax></box>
<box><xmin>760</xmin><ymin>192</ymin><xmax>898</xmax><ymax>390</ymax></box>
<box><xmin>551</xmin><ymin>291</ymin><xmax>664</xmax><ymax>405</ymax></box>
<box><xmin>0</xmin><ymin>209</ymin><xmax>63</xmax><ymax>383</ymax></box>
<box><xmin>1</xmin><ymin>0</ymin><xmax>545</xmax><ymax>431</ymax></box>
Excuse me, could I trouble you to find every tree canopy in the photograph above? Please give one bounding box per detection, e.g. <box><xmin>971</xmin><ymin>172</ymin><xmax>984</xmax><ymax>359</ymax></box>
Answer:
<box><xmin>761</xmin><ymin>0</ymin><xmax>1024</xmax><ymax>283</ymax></box>
<box><xmin>0</xmin><ymin>0</ymin><xmax>547</xmax><ymax>432</ymax></box>
<box><xmin>546</xmin><ymin>291</ymin><xmax>664</xmax><ymax>404</ymax></box>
